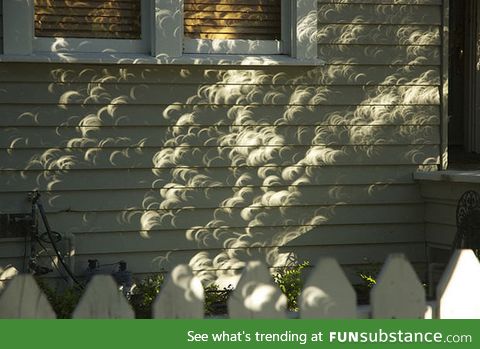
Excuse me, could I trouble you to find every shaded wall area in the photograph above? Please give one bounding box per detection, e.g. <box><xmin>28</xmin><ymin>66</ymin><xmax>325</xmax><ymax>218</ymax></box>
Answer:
<box><xmin>0</xmin><ymin>0</ymin><xmax>3</xmax><ymax>54</ymax></box>
<box><xmin>419</xmin><ymin>178</ymin><xmax>480</xmax><ymax>251</ymax></box>
<box><xmin>0</xmin><ymin>0</ymin><xmax>443</xmax><ymax>284</ymax></box>
<box><xmin>416</xmin><ymin>175</ymin><xmax>480</xmax><ymax>292</ymax></box>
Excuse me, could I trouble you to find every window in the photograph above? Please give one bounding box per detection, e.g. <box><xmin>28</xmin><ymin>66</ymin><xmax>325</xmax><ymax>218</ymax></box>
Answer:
<box><xmin>183</xmin><ymin>0</ymin><xmax>286</xmax><ymax>55</ymax></box>
<box><xmin>2</xmin><ymin>0</ymin><xmax>318</xmax><ymax>64</ymax></box>
<box><xmin>4</xmin><ymin>0</ymin><xmax>150</xmax><ymax>55</ymax></box>
<box><xmin>153</xmin><ymin>0</ymin><xmax>317</xmax><ymax>61</ymax></box>
<box><xmin>34</xmin><ymin>0</ymin><xmax>142</xmax><ymax>39</ymax></box>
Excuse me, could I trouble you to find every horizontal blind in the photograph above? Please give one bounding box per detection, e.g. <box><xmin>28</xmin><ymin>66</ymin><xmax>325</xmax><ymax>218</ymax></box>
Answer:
<box><xmin>34</xmin><ymin>0</ymin><xmax>141</xmax><ymax>39</ymax></box>
<box><xmin>184</xmin><ymin>0</ymin><xmax>281</xmax><ymax>40</ymax></box>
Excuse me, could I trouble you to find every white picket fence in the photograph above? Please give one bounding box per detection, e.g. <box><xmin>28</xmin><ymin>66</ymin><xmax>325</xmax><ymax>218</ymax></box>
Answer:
<box><xmin>0</xmin><ymin>249</ymin><xmax>479</xmax><ymax>319</ymax></box>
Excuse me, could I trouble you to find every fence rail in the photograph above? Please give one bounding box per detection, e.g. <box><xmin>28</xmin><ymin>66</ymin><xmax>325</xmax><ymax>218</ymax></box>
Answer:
<box><xmin>0</xmin><ymin>249</ymin><xmax>479</xmax><ymax>319</ymax></box>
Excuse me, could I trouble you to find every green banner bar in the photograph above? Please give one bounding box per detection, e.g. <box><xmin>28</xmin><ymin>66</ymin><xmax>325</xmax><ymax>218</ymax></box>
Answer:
<box><xmin>0</xmin><ymin>320</ymin><xmax>477</xmax><ymax>349</ymax></box>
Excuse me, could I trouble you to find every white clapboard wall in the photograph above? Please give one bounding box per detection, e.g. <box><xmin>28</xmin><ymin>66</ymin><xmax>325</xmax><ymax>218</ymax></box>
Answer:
<box><xmin>0</xmin><ymin>250</ymin><xmax>479</xmax><ymax>319</ymax></box>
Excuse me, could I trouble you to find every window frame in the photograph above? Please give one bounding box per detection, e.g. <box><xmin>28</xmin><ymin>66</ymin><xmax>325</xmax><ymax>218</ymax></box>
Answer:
<box><xmin>183</xmin><ymin>39</ymin><xmax>283</xmax><ymax>55</ymax></box>
<box><xmin>4</xmin><ymin>0</ymin><xmax>150</xmax><ymax>55</ymax></box>
<box><xmin>2</xmin><ymin>0</ymin><xmax>319</xmax><ymax>65</ymax></box>
<box><xmin>154</xmin><ymin>0</ymin><xmax>317</xmax><ymax>60</ymax></box>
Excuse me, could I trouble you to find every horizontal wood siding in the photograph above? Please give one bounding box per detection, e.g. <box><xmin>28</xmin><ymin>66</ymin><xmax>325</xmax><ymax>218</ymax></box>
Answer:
<box><xmin>415</xmin><ymin>179</ymin><xmax>480</xmax><ymax>274</ymax></box>
<box><xmin>184</xmin><ymin>0</ymin><xmax>281</xmax><ymax>40</ymax></box>
<box><xmin>419</xmin><ymin>180</ymin><xmax>480</xmax><ymax>248</ymax></box>
<box><xmin>34</xmin><ymin>0</ymin><xmax>141</xmax><ymax>39</ymax></box>
<box><xmin>0</xmin><ymin>0</ymin><xmax>444</xmax><ymax>283</ymax></box>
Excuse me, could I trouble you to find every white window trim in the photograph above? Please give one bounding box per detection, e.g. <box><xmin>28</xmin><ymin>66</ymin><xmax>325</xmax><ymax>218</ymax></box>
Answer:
<box><xmin>414</xmin><ymin>170</ymin><xmax>480</xmax><ymax>183</ymax></box>
<box><xmin>2</xmin><ymin>0</ymin><xmax>321</xmax><ymax>65</ymax></box>
<box><xmin>184</xmin><ymin>39</ymin><xmax>283</xmax><ymax>55</ymax></box>
<box><xmin>3</xmin><ymin>0</ymin><xmax>32</xmax><ymax>55</ymax></box>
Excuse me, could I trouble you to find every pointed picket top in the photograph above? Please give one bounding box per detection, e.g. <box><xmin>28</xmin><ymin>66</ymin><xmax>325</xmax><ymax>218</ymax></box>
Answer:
<box><xmin>0</xmin><ymin>274</ymin><xmax>55</xmax><ymax>318</ymax></box>
<box><xmin>153</xmin><ymin>264</ymin><xmax>204</xmax><ymax>318</ymax></box>
<box><xmin>0</xmin><ymin>266</ymin><xmax>19</xmax><ymax>293</ymax></box>
<box><xmin>371</xmin><ymin>254</ymin><xmax>426</xmax><ymax>319</ymax></box>
<box><xmin>73</xmin><ymin>275</ymin><xmax>134</xmax><ymax>318</ymax></box>
<box><xmin>228</xmin><ymin>261</ymin><xmax>287</xmax><ymax>319</ymax></box>
<box><xmin>437</xmin><ymin>249</ymin><xmax>480</xmax><ymax>319</ymax></box>
<box><xmin>300</xmin><ymin>257</ymin><xmax>356</xmax><ymax>318</ymax></box>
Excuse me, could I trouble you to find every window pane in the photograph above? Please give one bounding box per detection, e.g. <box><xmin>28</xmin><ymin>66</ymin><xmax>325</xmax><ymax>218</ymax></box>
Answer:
<box><xmin>34</xmin><ymin>0</ymin><xmax>141</xmax><ymax>39</ymax></box>
<box><xmin>184</xmin><ymin>0</ymin><xmax>281</xmax><ymax>40</ymax></box>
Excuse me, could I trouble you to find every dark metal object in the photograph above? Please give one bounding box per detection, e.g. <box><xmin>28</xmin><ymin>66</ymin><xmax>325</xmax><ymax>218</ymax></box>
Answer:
<box><xmin>113</xmin><ymin>260</ymin><xmax>133</xmax><ymax>297</ymax></box>
<box><xmin>453</xmin><ymin>190</ymin><xmax>480</xmax><ymax>249</ymax></box>
<box><xmin>85</xmin><ymin>259</ymin><xmax>100</xmax><ymax>282</ymax></box>
<box><xmin>30</xmin><ymin>190</ymin><xmax>83</xmax><ymax>288</ymax></box>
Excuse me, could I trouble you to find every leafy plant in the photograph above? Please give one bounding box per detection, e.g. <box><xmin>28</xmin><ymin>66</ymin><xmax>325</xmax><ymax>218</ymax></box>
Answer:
<box><xmin>272</xmin><ymin>260</ymin><xmax>309</xmax><ymax>311</ymax></box>
<box><xmin>130</xmin><ymin>273</ymin><xmax>234</xmax><ymax>317</ymax></box>
<box><xmin>354</xmin><ymin>261</ymin><xmax>383</xmax><ymax>304</ymax></box>
<box><xmin>35</xmin><ymin>278</ymin><xmax>82</xmax><ymax>318</ymax></box>
<box><xmin>130</xmin><ymin>273</ymin><xmax>165</xmax><ymax>318</ymax></box>
<box><xmin>356</xmin><ymin>261</ymin><xmax>382</xmax><ymax>288</ymax></box>
<box><xmin>204</xmin><ymin>284</ymin><xmax>233</xmax><ymax>316</ymax></box>
<box><xmin>358</xmin><ymin>272</ymin><xmax>377</xmax><ymax>288</ymax></box>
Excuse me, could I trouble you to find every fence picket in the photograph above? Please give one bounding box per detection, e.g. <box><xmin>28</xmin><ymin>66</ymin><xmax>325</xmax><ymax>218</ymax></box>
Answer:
<box><xmin>72</xmin><ymin>275</ymin><xmax>134</xmax><ymax>318</ymax></box>
<box><xmin>300</xmin><ymin>257</ymin><xmax>356</xmax><ymax>318</ymax></box>
<box><xmin>437</xmin><ymin>249</ymin><xmax>480</xmax><ymax>319</ymax></box>
<box><xmin>0</xmin><ymin>274</ymin><xmax>55</xmax><ymax>318</ymax></box>
<box><xmin>228</xmin><ymin>261</ymin><xmax>287</xmax><ymax>319</ymax></box>
<box><xmin>0</xmin><ymin>266</ymin><xmax>19</xmax><ymax>292</ymax></box>
<box><xmin>153</xmin><ymin>264</ymin><xmax>204</xmax><ymax>318</ymax></box>
<box><xmin>371</xmin><ymin>253</ymin><xmax>426</xmax><ymax>319</ymax></box>
<box><xmin>2</xmin><ymin>250</ymin><xmax>479</xmax><ymax>319</ymax></box>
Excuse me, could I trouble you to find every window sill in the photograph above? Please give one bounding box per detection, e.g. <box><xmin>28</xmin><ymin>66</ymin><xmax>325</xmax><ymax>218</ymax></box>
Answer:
<box><xmin>414</xmin><ymin>170</ymin><xmax>480</xmax><ymax>184</ymax></box>
<box><xmin>0</xmin><ymin>53</ymin><xmax>324</xmax><ymax>66</ymax></box>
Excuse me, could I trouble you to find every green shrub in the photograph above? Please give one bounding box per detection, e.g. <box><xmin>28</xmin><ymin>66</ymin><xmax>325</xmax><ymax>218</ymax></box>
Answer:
<box><xmin>204</xmin><ymin>284</ymin><xmax>233</xmax><ymax>316</ymax></box>
<box><xmin>35</xmin><ymin>278</ymin><xmax>82</xmax><ymax>318</ymax></box>
<box><xmin>272</xmin><ymin>261</ymin><xmax>310</xmax><ymax>311</ymax></box>
<box><xmin>130</xmin><ymin>273</ymin><xmax>234</xmax><ymax>318</ymax></box>
<box><xmin>130</xmin><ymin>274</ymin><xmax>165</xmax><ymax>318</ymax></box>
<box><xmin>34</xmin><ymin>259</ymin><xmax>313</xmax><ymax>318</ymax></box>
